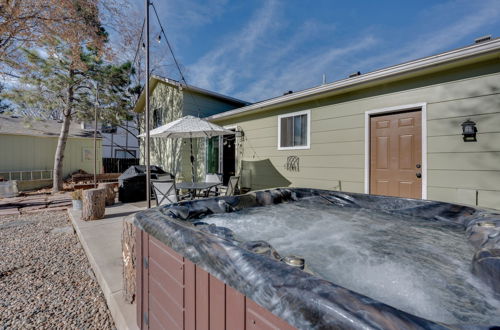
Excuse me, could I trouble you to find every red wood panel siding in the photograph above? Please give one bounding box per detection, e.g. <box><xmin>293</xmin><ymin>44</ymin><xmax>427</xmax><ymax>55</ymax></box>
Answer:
<box><xmin>148</xmin><ymin>236</ymin><xmax>185</xmax><ymax>330</ymax></box>
<box><xmin>226</xmin><ymin>286</ymin><xmax>246</xmax><ymax>330</ymax></box>
<box><xmin>184</xmin><ymin>259</ymin><xmax>196</xmax><ymax>330</ymax></box>
<box><xmin>149</xmin><ymin>256</ymin><xmax>184</xmax><ymax>308</ymax></box>
<box><xmin>195</xmin><ymin>267</ymin><xmax>210</xmax><ymax>330</ymax></box>
<box><xmin>137</xmin><ymin>231</ymin><xmax>296</xmax><ymax>330</ymax></box>
<box><xmin>150</xmin><ymin>237</ymin><xmax>184</xmax><ymax>284</ymax></box>
<box><xmin>149</xmin><ymin>274</ymin><xmax>183</xmax><ymax>328</ymax></box>
<box><xmin>209</xmin><ymin>275</ymin><xmax>226</xmax><ymax>330</ymax></box>
<box><xmin>246</xmin><ymin>299</ymin><xmax>295</xmax><ymax>330</ymax></box>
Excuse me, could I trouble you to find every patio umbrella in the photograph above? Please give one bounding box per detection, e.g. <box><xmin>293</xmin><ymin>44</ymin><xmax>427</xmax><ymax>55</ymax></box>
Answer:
<box><xmin>139</xmin><ymin>115</ymin><xmax>235</xmax><ymax>182</ymax></box>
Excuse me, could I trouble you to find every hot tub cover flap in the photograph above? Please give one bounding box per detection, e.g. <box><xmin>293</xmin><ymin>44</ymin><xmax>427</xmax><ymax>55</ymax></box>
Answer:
<box><xmin>134</xmin><ymin>188</ymin><xmax>500</xmax><ymax>330</ymax></box>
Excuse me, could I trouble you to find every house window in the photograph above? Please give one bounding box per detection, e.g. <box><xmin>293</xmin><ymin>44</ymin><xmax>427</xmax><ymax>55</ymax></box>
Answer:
<box><xmin>278</xmin><ymin>110</ymin><xmax>310</xmax><ymax>150</ymax></box>
<box><xmin>115</xmin><ymin>149</ymin><xmax>137</xmax><ymax>159</ymax></box>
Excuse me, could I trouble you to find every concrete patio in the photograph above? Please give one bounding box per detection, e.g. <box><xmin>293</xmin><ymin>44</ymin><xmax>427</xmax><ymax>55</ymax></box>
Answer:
<box><xmin>67</xmin><ymin>201</ymin><xmax>146</xmax><ymax>330</ymax></box>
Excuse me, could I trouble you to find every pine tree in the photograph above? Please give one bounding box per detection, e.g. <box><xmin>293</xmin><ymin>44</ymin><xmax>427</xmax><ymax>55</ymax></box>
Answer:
<box><xmin>0</xmin><ymin>83</ymin><xmax>10</xmax><ymax>113</ymax></box>
<box><xmin>7</xmin><ymin>43</ymin><xmax>134</xmax><ymax>191</ymax></box>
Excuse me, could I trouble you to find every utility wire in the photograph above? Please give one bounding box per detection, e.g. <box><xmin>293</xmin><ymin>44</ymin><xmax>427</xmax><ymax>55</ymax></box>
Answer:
<box><xmin>150</xmin><ymin>2</ymin><xmax>204</xmax><ymax>118</ymax></box>
<box><xmin>131</xmin><ymin>18</ymin><xmax>145</xmax><ymax>86</ymax></box>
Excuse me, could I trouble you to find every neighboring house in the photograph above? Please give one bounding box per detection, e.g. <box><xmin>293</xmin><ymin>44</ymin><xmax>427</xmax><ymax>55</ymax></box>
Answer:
<box><xmin>133</xmin><ymin>75</ymin><xmax>248</xmax><ymax>181</ymax></box>
<box><xmin>208</xmin><ymin>37</ymin><xmax>500</xmax><ymax>209</ymax></box>
<box><xmin>82</xmin><ymin>119</ymin><xmax>139</xmax><ymax>159</ymax></box>
<box><xmin>0</xmin><ymin>115</ymin><xmax>102</xmax><ymax>189</ymax></box>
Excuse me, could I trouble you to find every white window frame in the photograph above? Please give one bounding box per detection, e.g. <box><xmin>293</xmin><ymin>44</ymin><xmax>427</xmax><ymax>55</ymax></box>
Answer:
<box><xmin>364</xmin><ymin>102</ymin><xmax>427</xmax><ymax>199</ymax></box>
<box><xmin>277</xmin><ymin>110</ymin><xmax>311</xmax><ymax>150</ymax></box>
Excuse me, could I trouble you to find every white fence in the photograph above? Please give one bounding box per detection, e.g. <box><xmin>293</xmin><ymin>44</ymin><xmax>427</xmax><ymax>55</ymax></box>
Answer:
<box><xmin>0</xmin><ymin>170</ymin><xmax>53</xmax><ymax>181</ymax></box>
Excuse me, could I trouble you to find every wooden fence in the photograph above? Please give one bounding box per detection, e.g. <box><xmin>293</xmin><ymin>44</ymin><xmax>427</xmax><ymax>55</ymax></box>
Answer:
<box><xmin>102</xmin><ymin>158</ymin><xmax>140</xmax><ymax>173</ymax></box>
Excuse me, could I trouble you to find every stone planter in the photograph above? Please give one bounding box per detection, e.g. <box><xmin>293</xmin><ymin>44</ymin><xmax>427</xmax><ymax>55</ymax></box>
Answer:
<box><xmin>72</xmin><ymin>199</ymin><xmax>83</xmax><ymax>210</ymax></box>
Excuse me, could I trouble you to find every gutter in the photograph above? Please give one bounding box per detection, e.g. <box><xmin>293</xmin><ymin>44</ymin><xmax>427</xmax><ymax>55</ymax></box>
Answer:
<box><xmin>208</xmin><ymin>38</ymin><xmax>500</xmax><ymax>121</ymax></box>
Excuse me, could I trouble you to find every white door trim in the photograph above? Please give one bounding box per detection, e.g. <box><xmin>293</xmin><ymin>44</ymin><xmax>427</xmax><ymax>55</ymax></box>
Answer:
<box><xmin>364</xmin><ymin>102</ymin><xmax>427</xmax><ymax>199</ymax></box>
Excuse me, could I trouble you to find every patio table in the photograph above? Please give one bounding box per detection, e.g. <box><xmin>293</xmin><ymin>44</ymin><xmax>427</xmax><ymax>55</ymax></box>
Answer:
<box><xmin>177</xmin><ymin>181</ymin><xmax>222</xmax><ymax>200</ymax></box>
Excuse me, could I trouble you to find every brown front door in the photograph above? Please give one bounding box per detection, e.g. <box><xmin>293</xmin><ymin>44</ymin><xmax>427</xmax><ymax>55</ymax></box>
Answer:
<box><xmin>370</xmin><ymin>110</ymin><xmax>422</xmax><ymax>198</ymax></box>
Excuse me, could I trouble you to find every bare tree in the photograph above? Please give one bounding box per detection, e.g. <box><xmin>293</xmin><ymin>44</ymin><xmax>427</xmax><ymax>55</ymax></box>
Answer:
<box><xmin>2</xmin><ymin>0</ymin><xmax>136</xmax><ymax>191</ymax></box>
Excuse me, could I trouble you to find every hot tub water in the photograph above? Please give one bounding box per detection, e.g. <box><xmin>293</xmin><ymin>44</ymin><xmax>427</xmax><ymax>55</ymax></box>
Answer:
<box><xmin>204</xmin><ymin>196</ymin><xmax>500</xmax><ymax>325</ymax></box>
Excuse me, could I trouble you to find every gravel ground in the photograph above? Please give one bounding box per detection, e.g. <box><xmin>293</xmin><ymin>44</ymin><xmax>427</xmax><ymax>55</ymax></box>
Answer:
<box><xmin>0</xmin><ymin>211</ymin><xmax>115</xmax><ymax>329</ymax></box>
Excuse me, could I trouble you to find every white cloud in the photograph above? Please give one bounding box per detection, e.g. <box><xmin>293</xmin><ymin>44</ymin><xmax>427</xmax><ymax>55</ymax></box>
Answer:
<box><xmin>240</xmin><ymin>36</ymin><xmax>378</xmax><ymax>101</ymax></box>
<box><xmin>189</xmin><ymin>0</ymin><xmax>281</xmax><ymax>90</ymax></box>
<box><xmin>186</xmin><ymin>0</ymin><xmax>500</xmax><ymax>102</ymax></box>
<box><xmin>188</xmin><ymin>0</ymin><xmax>361</xmax><ymax>101</ymax></box>
<box><xmin>337</xmin><ymin>0</ymin><xmax>500</xmax><ymax>80</ymax></box>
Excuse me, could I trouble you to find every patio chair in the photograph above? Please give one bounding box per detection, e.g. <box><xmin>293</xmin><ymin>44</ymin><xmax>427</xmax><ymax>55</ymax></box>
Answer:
<box><xmin>151</xmin><ymin>179</ymin><xmax>179</xmax><ymax>206</ymax></box>
<box><xmin>157</xmin><ymin>173</ymin><xmax>175</xmax><ymax>181</ymax></box>
<box><xmin>204</xmin><ymin>173</ymin><xmax>223</xmax><ymax>197</ymax></box>
<box><xmin>225</xmin><ymin>176</ymin><xmax>240</xmax><ymax>196</ymax></box>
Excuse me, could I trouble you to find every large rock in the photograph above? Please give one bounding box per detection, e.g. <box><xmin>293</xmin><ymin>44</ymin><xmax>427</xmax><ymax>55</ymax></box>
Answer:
<box><xmin>81</xmin><ymin>188</ymin><xmax>106</xmax><ymax>221</ymax></box>
<box><xmin>98</xmin><ymin>182</ymin><xmax>117</xmax><ymax>206</ymax></box>
<box><xmin>122</xmin><ymin>215</ymin><xmax>136</xmax><ymax>303</ymax></box>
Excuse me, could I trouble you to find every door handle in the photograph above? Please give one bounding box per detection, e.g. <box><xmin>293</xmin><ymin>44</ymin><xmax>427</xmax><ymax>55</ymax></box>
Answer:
<box><xmin>416</xmin><ymin>173</ymin><xmax>422</xmax><ymax>178</ymax></box>
<box><xmin>416</xmin><ymin>164</ymin><xmax>421</xmax><ymax>169</ymax></box>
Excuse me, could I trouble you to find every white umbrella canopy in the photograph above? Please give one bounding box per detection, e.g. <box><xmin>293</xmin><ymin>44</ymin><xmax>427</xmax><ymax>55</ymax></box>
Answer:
<box><xmin>139</xmin><ymin>115</ymin><xmax>235</xmax><ymax>182</ymax></box>
<box><xmin>139</xmin><ymin>115</ymin><xmax>235</xmax><ymax>138</ymax></box>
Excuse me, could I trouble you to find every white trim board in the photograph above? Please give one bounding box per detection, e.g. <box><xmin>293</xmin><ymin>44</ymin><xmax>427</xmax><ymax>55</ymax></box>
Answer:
<box><xmin>277</xmin><ymin>109</ymin><xmax>311</xmax><ymax>150</ymax></box>
<box><xmin>364</xmin><ymin>103</ymin><xmax>427</xmax><ymax>199</ymax></box>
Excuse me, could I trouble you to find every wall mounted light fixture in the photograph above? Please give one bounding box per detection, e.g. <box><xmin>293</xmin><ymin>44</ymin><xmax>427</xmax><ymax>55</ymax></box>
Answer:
<box><xmin>461</xmin><ymin>119</ymin><xmax>477</xmax><ymax>142</ymax></box>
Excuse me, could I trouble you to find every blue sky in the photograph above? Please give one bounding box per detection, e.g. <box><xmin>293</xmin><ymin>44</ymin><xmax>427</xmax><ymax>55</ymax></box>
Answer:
<box><xmin>132</xmin><ymin>0</ymin><xmax>500</xmax><ymax>102</ymax></box>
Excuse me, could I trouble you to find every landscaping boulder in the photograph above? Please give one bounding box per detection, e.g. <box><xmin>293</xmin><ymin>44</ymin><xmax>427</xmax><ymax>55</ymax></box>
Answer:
<box><xmin>122</xmin><ymin>214</ymin><xmax>136</xmax><ymax>303</ymax></box>
<box><xmin>98</xmin><ymin>182</ymin><xmax>117</xmax><ymax>206</ymax></box>
<box><xmin>81</xmin><ymin>188</ymin><xmax>106</xmax><ymax>221</ymax></box>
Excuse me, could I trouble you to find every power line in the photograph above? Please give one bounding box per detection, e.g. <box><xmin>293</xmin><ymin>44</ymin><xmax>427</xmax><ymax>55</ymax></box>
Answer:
<box><xmin>150</xmin><ymin>2</ymin><xmax>204</xmax><ymax>117</ymax></box>
<box><xmin>131</xmin><ymin>18</ymin><xmax>145</xmax><ymax>86</ymax></box>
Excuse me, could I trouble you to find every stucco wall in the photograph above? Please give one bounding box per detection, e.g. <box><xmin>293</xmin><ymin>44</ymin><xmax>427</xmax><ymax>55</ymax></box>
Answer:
<box><xmin>214</xmin><ymin>58</ymin><xmax>500</xmax><ymax>209</ymax></box>
<box><xmin>0</xmin><ymin>134</ymin><xmax>102</xmax><ymax>178</ymax></box>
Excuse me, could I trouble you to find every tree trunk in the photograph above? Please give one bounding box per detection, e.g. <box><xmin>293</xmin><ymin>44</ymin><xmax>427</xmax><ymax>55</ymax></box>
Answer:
<box><xmin>81</xmin><ymin>188</ymin><xmax>106</xmax><ymax>221</ymax></box>
<box><xmin>52</xmin><ymin>112</ymin><xmax>72</xmax><ymax>192</ymax></box>
<box><xmin>52</xmin><ymin>80</ymin><xmax>74</xmax><ymax>192</ymax></box>
<box><xmin>122</xmin><ymin>215</ymin><xmax>136</xmax><ymax>303</ymax></box>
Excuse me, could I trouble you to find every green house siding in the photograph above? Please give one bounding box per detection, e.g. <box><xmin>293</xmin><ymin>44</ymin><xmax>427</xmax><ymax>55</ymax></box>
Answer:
<box><xmin>0</xmin><ymin>134</ymin><xmax>102</xmax><ymax>177</ymax></box>
<box><xmin>139</xmin><ymin>80</ymin><xmax>246</xmax><ymax>181</ymax></box>
<box><xmin>183</xmin><ymin>90</ymin><xmax>245</xmax><ymax>118</ymax></box>
<box><xmin>214</xmin><ymin>58</ymin><xmax>500</xmax><ymax>209</ymax></box>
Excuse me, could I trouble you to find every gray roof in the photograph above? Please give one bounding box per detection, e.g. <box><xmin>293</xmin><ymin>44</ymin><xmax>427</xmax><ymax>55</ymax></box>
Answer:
<box><xmin>0</xmin><ymin>115</ymin><xmax>99</xmax><ymax>138</ymax></box>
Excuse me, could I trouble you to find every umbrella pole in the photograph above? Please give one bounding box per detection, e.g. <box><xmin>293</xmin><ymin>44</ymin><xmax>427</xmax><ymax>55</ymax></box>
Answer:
<box><xmin>190</xmin><ymin>137</ymin><xmax>195</xmax><ymax>182</ymax></box>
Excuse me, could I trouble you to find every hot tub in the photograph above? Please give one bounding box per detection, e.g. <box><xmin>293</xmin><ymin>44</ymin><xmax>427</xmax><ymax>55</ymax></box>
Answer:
<box><xmin>133</xmin><ymin>188</ymin><xmax>500</xmax><ymax>329</ymax></box>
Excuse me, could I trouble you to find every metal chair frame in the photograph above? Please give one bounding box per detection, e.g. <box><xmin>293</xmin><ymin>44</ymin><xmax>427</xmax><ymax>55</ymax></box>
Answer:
<box><xmin>225</xmin><ymin>176</ymin><xmax>240</xmax><ymax>196</ymax></box>
<box><xmin>151</xmin><ymin>179</ymin><xmax>179</xmax><ymax>206</ymax></box>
